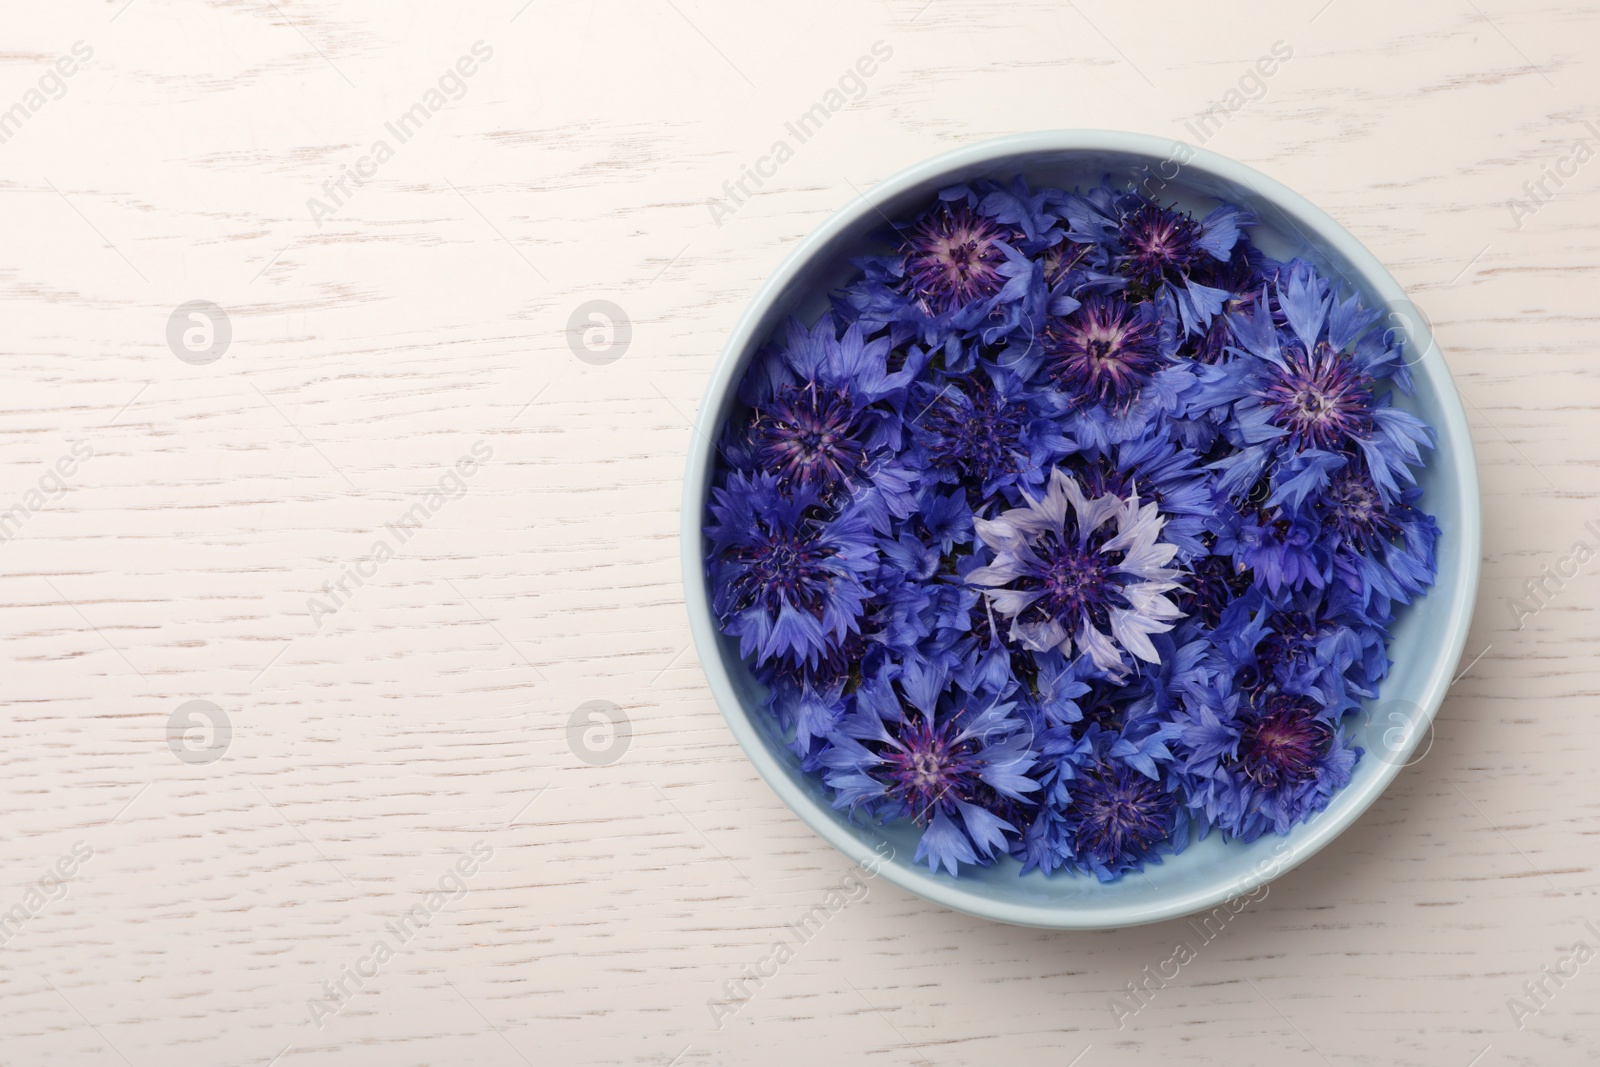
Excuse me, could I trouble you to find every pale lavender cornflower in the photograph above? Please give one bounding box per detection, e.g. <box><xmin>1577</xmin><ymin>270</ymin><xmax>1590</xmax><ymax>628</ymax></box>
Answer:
<box><xmin>967</xmin><ymin>468</ymin><xmax>1186</xmax><ymax>678</ymax></box>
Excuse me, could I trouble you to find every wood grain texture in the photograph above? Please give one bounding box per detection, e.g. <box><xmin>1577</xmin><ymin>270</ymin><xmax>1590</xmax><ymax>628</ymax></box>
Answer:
<box><xmin>0</xmin><ymin>1</ymin><xmax>1595</xmax><ymax>1064</ymax></box>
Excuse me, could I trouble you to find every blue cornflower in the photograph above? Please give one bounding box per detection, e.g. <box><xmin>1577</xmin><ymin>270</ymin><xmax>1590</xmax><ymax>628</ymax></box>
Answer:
<box><xmin>831</xmin><ymin>186</ymin><xmax>1043</xmax><ymax>347</ymax></box>
<box><xmin>1042</xmin><ymin>293</ymin><xmax>1165</xmax><ymax>414</ymax></box>
<box><xmin>1118</xmin><ymin>201</ymin><xmax>1207</xmax><ymax>291</ymax></box>
<box><xmin>908</xmin><ymin>371</ymin><xmax>1073</xmax><ymax>499</ymax></box>
<box><xmin>1257</xmin><ymin>340</ymin><xmax>1375</xmax><ymax>450</ymax></box>
<box><xmin>1057</xmin><ymin>187</ymin><xmax>1253</xmax><ymax>295</ymax></box>
<box><xmin>1195</xmin><ymin>262</ymin><xmax>1434</xmax><ymax>505</ymax></box>
<box><xmin>1040</xmin><ymin>236</ymin><xmax>1099</xmax><ymax>290</ymax></box>
<box><xmin>705</xmin><ymin>472</ymin><xmax>877</xmax><ymax>668</ymax></box>
<box><xmin>749</xmin><ymin>381</ymin><xmax>868</xmax><ymax>494</ymax></box>
<box><xmin>737</xmin><ymin>315</ymin><xmax>919</xmax><ymax>467</ymax></box>
<box><xmin>1175</xmin><ymin>686</ymin><xmax>1359</xmax><ymax>842</ymax></box>
<box><xmin>1020</xmin><ymin>675</ymin><xmax>1188</xmax><ymax>880</ymax></box>
<box><xmin>1319</xmin><ymin>473</ymin><xmax>1440</xmax><ymax>612</ymax></box>
<box><xmin>901</xmin><ymin>199</ymin><xmax>1018</xmax><ymax>316</ymax></box>
<box><xmin>1065</xmin><ymin>757</ymin><xmax>1184</xmax><ymax>880</ymax></box>
<box><xmin>1119</xmin><ymin>199</ymin><xmax>1253</xmax><ymax>290</ymax></box>
<box><xmin>820</xmin><ymin>660</ymin><xmax>1039</xmax><ymax>875</ymax></box>
<box><xmin>745</xmin><ymin>316</ymin><xmax>931</xmax><ymax>532</ymax></box>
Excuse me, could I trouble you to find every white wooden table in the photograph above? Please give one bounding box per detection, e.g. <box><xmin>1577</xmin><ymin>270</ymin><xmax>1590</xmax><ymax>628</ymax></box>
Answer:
<box><xmin>1</xmin><ymin>2</ymin><xmax>1595</xmax><ymax>1064</ymax></box>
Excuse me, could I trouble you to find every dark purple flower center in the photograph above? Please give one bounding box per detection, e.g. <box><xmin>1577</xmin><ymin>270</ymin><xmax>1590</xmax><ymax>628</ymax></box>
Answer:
<box><xmin>1043</xmin><ymin>546</ymin><xmax>1115</xmax><ymax>618</ymax></box>
<box><xmin>751</xmin><ymin>383</ymin><xmax>867</xmax><ymax>493</ymax></box>
<box><xmin>1323</xmin><ymin>471</ymin><xmax>1398</xmax><ymax>548</ymax></box>
<box><xmin>1071</xmin><ymin>762</ymin><xmax>1173</xmax><ymax>866</ymax></box>
<box><xmin>878</xmin><ymin>714</ymin><xmax>981</xmax><ymax>823</ymax></box>
<box><xmin>1118</xmin><ymin>203</ymin><xmax>1203</xmax><ymax>288</ymax></box>
<box><xmin>920</xmin><ymin>384</ymin><xmax>1028</xmax><ymax>487</ymax></box>
<box><xmin>727</xmin><ymin>528</ymin><xmax>838</xmax><ymax>621</ymax></box>
<box><xmin>1044</xmin><ymin>294</ymin><xmax>1163</xmax><ymax>412</ymax></box>
<box><xmin>1260</xmin><ymin>343</ymin><xmax>1374</xmax><ymax>449</ymax></box>
<box><xmin>901</xmin><ymin>203</ymin><xmax>1013</xmax><ymax>314</ymax></box>
<box><xmin>1015</xmin><ymin>528</ymin><xmax>1127</xmax><ymax>633</ymax></box>
<box><xmin>1236</xmin><ymin>698</ymin><xmax>1333</xmax><ymax>790</ymax></box>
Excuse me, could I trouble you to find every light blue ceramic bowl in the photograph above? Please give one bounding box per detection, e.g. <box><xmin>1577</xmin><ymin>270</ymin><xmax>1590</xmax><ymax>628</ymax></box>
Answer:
<box><xmin>680</xmin><ymin>130</ymin><xmax>1481</xmax><ymax>929</ymax></box>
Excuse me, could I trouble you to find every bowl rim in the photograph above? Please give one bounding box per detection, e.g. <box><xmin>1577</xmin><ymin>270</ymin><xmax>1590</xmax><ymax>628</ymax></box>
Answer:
<box><xmin>678</xmin><ymin>129</ymin><xmax>1482</xmax><ymax>929</ymax></box>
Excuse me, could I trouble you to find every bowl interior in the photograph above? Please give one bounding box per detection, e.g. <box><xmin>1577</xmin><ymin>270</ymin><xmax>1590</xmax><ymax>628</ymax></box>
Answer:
<box><xmin>683</xmin><ymin>133</ymin><xmax>1480</xmax><ymax>928</ymax></box>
